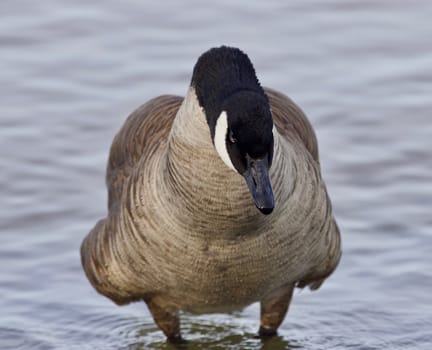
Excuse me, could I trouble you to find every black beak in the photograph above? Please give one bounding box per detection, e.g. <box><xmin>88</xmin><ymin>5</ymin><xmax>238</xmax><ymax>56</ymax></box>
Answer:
<box><xmin>242</xmin><ymin>154</ymin><xmax>274</xmax><ymax>215</ymax></box>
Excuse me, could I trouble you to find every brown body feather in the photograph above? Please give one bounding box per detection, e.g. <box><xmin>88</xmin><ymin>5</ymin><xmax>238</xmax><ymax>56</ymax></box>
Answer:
<box><xmin>81</xmin><ymin>87</ymin><xmax>341</xmax><ymax>333</ymax></box>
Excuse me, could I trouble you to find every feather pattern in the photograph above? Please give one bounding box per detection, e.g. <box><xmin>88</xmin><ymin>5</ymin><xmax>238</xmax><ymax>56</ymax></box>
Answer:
<box><xmin>81</xmin><ymin>86</ymin><xmax>341</xmax><ymax>312</ymax></box>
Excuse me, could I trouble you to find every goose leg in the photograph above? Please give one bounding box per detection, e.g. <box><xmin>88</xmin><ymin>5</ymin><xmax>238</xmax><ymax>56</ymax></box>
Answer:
<box><xmin>259</xmin><ymin>284</ymin><xmax>295</xmax><ymax>336</ymax></box>
<box><xmin>146</xmin><ymin>296</ymin><xmax>182</xmax><ymax>342</ymax></box>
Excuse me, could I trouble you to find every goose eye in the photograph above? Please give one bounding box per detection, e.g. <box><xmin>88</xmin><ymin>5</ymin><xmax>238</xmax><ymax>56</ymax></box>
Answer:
<box><xmin>228</xmin><ymin>130</ymin><xmax>237</xmax><ymax>144</ymax></box>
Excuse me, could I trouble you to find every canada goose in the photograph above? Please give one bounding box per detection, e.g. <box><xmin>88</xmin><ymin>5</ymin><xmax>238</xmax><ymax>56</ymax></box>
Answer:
<box><xmin>81</xmin><ymin>46</ymin><xmax>341</xmax><ymax>341</ymax></box>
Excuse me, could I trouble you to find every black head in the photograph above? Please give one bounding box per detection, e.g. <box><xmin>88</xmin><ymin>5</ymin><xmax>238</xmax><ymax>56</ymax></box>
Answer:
<box><xmin>191</xmin><ymin>46</ymin><xmax>275</xmax><ymax>215</ymax></box>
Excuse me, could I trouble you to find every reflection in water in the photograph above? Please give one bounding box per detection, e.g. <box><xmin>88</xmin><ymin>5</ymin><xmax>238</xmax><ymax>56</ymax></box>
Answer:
<box><xmin>1</xmin><ymin>0</ymin><xmax>432</xmax><ymax>349</ymax></box>
<box><xmin>128</xmin><ymin>326</ymin><xmax>301</xmax><ymax>350</ymax></box>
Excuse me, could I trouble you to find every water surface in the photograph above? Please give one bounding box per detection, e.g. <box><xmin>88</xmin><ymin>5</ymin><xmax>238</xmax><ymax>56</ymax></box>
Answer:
<box><xmin>1</xmin><ymin>1</ymin><xmax>432</xmax><ymax>349</ymax></box>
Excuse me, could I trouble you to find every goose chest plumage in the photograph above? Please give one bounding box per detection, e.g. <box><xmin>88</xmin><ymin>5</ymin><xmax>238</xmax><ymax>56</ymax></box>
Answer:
<box><xmin>81</xmin><ymin>46</ymin><xmax>341</xmax><ymax>340</ymax></box>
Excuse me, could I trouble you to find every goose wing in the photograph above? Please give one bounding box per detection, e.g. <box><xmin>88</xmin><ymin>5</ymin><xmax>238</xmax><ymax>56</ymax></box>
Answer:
<box><xmin>81</xmin><ymin>95</ymin><xmax>182</xmax><ymax>305</ymax></box>
<box><xmin>265</xmin><ymin>87</ymin><xmax>319</xmax><ymax>163</ymax></box>
<box><xmin>106</xmin><ymin>95</ymin><xmax>183</xmax><ymax>210</ymax></box>
<box><xmin>266</xmin><ymin>88</ymin><xmax>341</xmax><ymax>289</ymax></box>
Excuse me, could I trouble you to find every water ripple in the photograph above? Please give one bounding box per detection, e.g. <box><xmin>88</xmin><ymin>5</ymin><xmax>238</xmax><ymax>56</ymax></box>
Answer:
<box><xmin>1</xmin><ymin>0</ymin><xmax>432</xmax><ymax>349</ymax></box>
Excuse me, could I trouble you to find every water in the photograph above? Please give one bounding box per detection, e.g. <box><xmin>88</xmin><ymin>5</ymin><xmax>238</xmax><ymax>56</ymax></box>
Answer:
<box><xmin>1</xmin><ymin>0</ymin><xmax>431</xmax><ymax>349</ymax></box>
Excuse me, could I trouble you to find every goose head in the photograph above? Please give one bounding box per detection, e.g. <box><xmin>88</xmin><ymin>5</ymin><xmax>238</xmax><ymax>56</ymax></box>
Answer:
<box><xmin>191</xmin><ymin>46</ymin><xmax>274</xmax><ymax>215</ymax></box>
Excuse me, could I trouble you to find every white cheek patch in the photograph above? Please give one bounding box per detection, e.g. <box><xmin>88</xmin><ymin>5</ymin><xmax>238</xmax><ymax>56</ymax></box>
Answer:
<box><xmin>214</xmin><ymin>111</ymin><xmax>237</xmax><ymax>172</ymax></box>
